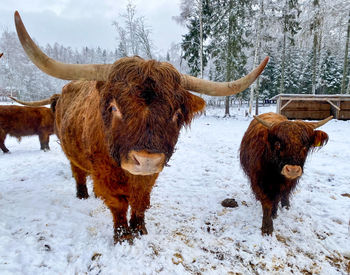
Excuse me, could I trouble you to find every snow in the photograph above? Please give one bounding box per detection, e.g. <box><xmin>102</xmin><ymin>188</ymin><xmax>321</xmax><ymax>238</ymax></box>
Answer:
<box><xmin>0</xmin><ymin>105</ymin><xmax>349</xmax><ymax>274</ymax></box>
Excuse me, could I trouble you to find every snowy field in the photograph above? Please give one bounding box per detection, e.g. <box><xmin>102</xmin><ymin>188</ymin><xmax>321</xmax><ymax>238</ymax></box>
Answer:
<box><xmin>0</xmin><ymin>104</ymin><xmax>349</xmax><ymax>274</ymax></box>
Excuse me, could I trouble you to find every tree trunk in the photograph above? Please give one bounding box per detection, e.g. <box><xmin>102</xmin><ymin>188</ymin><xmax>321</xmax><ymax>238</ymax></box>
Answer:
<box><xmin>224</xmin><ymin>96</ymin><xmax>230</xmax><ymax>117</ymax></box>
<box><xmin>279</xmin><ymin>0</ymin><xmax>287</xmax><ymax>95</ymax></box>
<box><xmin>312</xmin><ymin>31</ymin><xmax>318</xmax><ymax>95</ymax></box>
<box><xmin>341</xmin><ymin>11</ymin><xmax>350</xmax><ymax>94</ymax></box>
<box><xmin>199</xmin><ymin>0</ymin><xmax>204</xmax><ymax>79</ymax></box>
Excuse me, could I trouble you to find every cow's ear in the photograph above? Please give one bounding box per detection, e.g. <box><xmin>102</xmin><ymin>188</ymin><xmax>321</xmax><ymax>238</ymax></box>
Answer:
<box><xmin>183</xmin><ymin>92</ymin><xmax>206</xmax><ymax>125</ymax></box>
<box><xmin>312</xmin><ymin>130</ymin><xmax>328</xmax><ymax>148</ymax></box>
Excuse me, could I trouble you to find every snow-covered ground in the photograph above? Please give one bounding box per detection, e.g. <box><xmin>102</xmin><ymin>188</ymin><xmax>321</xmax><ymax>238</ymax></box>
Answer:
<box><xmin>0</xmin><ymin>105</ymin><xmax>349</xmax><ymax>274</ymax></box>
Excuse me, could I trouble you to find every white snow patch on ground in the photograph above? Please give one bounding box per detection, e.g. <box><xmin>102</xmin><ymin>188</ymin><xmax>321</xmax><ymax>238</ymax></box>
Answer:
<box><xmin>0</xmin><ymin>105</ymin><xmax>349</xmax><ymax>274</ymax></box>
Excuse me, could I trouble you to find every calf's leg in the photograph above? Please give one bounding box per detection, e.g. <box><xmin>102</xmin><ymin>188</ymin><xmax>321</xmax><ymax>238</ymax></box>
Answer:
<box><xmin>281</xmin><ymin>193</ymin><xmax>290</xmax><ymax>209</ymax></box>
<box><xmin>261</xmin><ymin>201</ymin><xmax>274</xmax><ymax>235</ymax></box>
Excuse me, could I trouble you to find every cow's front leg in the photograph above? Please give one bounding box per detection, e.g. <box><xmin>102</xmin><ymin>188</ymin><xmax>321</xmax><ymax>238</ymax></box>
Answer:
<box><xmin>261</xmin><ymin>201</ymin><xmax>274</xmax><ymax>235</ymax></box>
<box><xmin>129</xmin><ymin>191</ymin><xmax>150</xmax><ymax>237</ymax></box>
<box><xmin>129</xmin><ymin>212</ymin><xmax>147</xmax><ymax>236</ymax></box>
<box><xmin>71</xmin><ymin>162</ymin><xmax>88</xmax><ymax>199</ymax></box>
<box><xmin>128</xmin><ymin>176</ymin><xmax>156</xmax><ymax>237</ymax></box>
<box><xmin>108</xmin><ymin>195</ymin><xmax>132</xmax><ymax>244</ymax></box>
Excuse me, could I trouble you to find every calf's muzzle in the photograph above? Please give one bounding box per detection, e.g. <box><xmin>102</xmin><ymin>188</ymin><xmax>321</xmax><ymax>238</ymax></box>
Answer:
<box><xmin>281</xmin><ymin>165</ymin><xmax>302</xmax><ymax>180</ymax></box>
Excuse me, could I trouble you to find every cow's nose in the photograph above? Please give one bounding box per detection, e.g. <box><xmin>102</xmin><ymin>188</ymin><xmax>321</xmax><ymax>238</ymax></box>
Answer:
<box><xmin>281</xmin><ymin>165</ymin><xmax>302</xmax><ymax>179</ymax></box>
<box><xmin>121</xmin><ymin>150</ymin><xmax>166</xmax><ymax>175</ymax></box>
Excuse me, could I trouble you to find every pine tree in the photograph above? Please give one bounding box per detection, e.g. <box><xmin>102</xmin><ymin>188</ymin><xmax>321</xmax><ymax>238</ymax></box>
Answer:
<box><xmin>208</xmin><ymin>0</ymin><xmax>252</xmax><ymax>116</ymax></box>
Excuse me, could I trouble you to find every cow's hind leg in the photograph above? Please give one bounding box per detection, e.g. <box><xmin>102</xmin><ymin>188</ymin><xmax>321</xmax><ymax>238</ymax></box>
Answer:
<box><xmin>38</xmin><ymin>132</ymin><xmax>50</xmax><ymax>151</ymax></box>
<box><xmin>71</xmin><ymin>162</ymin><xmax>88</xmax><ymax>199</ymax></box>
<box><xmin>0</xmin><ymin>129</ymin><xmax>9</xmax><ymax>153</ymax></box>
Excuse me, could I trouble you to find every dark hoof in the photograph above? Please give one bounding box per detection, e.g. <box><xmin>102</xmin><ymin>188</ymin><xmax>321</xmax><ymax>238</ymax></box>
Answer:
<box><xmin>130</xmin><ymin>218</ymin><xmax>148</xmax><ymax>236</ymax></box>
<box><xmin>131</xmin><ymin>224</ymin><xmax>148</xmax><ymax>236</ymax></box>
<box><xmin>221</xmin><ymin>198</ymin><xmax>238</xmax><ymax>208</ymax></box>
<box><xmin>76</xmin><ymin>185</ymin><xmax>89</xmax><ymax>199</ymax></box>
<box><xmin>261</xmin><ymin>225</ymin><xmax>273</xmax><ymax>235</ymax></box>
<box><xmin>2</xmin><ymin>149</ymin><xmax>10</xmax><ymax>153</ymax></box>
<box><xmin>114</xmin><ymin>227</ymin><xmax>134</xmax><ymax>245</ymax></box>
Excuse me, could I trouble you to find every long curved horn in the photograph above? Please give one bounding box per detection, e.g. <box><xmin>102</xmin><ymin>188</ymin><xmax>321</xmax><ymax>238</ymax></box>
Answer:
<box><xmin>181</xmin><ymin>57</ymin><xmax>269</xmax><ymax>96</ymax></box>
<box><xmin>0</xmin><ymin>53</ymin><xmax>3</xmax><ymax>58</ymax></box>
<box><xmin>14</xmin><ymin>11</ymin><xmax>111</xmax><ymax>81</ymax></box>
<box><xmin>253</xmin><ymin>115</ymin><xmax>273</xmax><ymax>129</ymax></box>
<box><xmin>308</xmin><ymin>116</ymin><xmax>333</xmax><ymax>129</ymax></box>
<box><xmin>9</xmin><ymin>96</ymin><xmax>51</xmax><ymax>106</ymax></box>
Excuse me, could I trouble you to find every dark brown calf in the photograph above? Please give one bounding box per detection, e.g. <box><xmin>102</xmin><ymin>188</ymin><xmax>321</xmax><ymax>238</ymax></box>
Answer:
<box><xmin>0</xmin><ymin>105</ymin><xmax>54</xmax><ymax>153</ymax></box>
<box><xmin>239</xmin><ymin>112</ymin><xmax>331</xmax><ymax>235</ymax></box>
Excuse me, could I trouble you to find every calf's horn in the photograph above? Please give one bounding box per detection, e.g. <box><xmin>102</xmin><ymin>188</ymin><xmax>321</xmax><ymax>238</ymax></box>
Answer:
<box><xmin>309</xmin><ymin>116</ymin><xmax>333</xmax><ymax>129</ymax></box>
<box><xmin>253</xmin><ymin>115</ymin><xmax>273</xmax><ymax>129</ymax></box>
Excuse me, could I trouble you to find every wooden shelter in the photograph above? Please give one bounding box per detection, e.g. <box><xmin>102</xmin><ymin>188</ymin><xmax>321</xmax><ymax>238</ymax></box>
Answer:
<box><xmin>271</xmin><ymin>94</ymin><xmax>350</xmax><ymax>120</ymax></box>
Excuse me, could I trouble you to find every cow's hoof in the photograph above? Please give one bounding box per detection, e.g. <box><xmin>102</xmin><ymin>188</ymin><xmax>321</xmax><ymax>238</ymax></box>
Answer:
<box><xmin>76</xmin><ymin>185</ymin><xmax>89</xmax><ymax>199</ymax></box>
<box><xmin>114</xmin><ymin>227</ymin><xmax>133</xmax><ymax>245</ymax></box>
<box><xmin>261</xmin><ymin>225</ymin><xmax>273</xmax><ymax>235</ymax></box>
<box><xmin>131</xmin><ymin>224</ymin><xmax>148</xmax><ymax>236</ymax></box>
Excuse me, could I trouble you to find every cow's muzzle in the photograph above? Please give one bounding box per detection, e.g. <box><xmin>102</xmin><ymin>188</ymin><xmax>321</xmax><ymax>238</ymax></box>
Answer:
<box><xmin>281</xmin><ymin>165</ymin><xmax>302</xmax><ymax>180</ymax></box>
<box><xmin>121</xmin><ymin>150</ymin><xmax>166</xmax><ymax>175</ymax></box>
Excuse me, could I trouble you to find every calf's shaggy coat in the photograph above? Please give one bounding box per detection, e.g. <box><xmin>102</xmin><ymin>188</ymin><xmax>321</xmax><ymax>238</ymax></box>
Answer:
<box><xmin>240</xmin><ymin>112</ymin><xmax>331</xmax><ymax>235</ymax></box>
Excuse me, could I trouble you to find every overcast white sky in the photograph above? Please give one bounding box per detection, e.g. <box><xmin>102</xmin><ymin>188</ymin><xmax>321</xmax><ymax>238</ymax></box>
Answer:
<box><xmin>0</xmin><ymin>0</ymin><xmax>186</xmax><ymax>55</ymax></box>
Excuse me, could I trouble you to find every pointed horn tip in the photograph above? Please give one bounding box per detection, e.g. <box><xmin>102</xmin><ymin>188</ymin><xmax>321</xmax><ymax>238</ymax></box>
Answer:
<box><xmin>14</xmin><ymin>10</ymin><xmax>20</xmax><ymax>20</ymax></box>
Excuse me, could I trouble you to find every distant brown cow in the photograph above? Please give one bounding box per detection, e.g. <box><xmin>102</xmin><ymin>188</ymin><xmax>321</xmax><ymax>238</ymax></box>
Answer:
<box><xmin>0</xmin><ymin>105</ymin><xmax>54</xmax><ymax>153</ymax></box>
<box><xmin>14</xmin><ymin>11</ymin><xmax>268</xmax><ymax>243</ymax></box>
<box><xmin>239</xmin><ymin>112</ymin><xmax>331</xmax><ymax>235</ymax></box>
<box><xmin>0</xmin><ymin>53</ymin><xmax>3</xmax><ymax>58</ymax></box>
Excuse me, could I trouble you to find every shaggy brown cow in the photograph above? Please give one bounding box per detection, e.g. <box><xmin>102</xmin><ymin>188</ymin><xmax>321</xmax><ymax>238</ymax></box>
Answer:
<box><xmin>239</xmin><ymin>112</ymin><xmax>332</xmax><ymax>235</ymax></box>
<box><xmin>0</xmin><ymin>105</ymin><xmax>54</xmax><ymax>153</ymax></box>
<box><xmin>14</xmin><ymin>11</ymin><xmax>268</xmax><ymax>243</ymax></box>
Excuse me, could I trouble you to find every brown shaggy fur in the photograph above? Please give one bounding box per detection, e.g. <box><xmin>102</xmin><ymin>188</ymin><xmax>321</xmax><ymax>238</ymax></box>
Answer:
<box><xmin>53</xmin><ymin>57</ymin><xmax>205</xmax><ymax>243</ymax></box>
<box><xmin>0</xmin><ymin>105</ymin><xmax>54</xmax><ymax>153</ymax></box>
<box><xmin>240</xmin><ymin>112</ymin><xmax>329</xmax><ymax>235</ymax></box>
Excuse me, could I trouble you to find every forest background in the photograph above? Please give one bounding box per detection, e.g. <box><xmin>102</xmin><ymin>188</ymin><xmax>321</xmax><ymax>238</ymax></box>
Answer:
<box><xmin>0</xmin><ymin>0</ymin><xmax>349</xmax><ymax>116</ymax></box>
